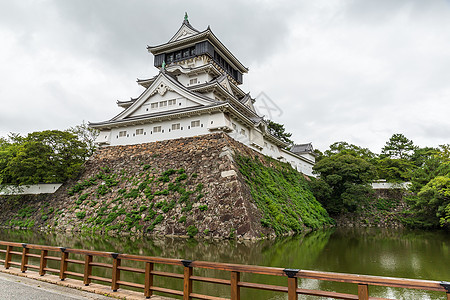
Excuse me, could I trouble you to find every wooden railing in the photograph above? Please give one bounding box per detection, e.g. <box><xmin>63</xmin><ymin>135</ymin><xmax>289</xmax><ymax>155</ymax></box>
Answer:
<box><xmin>0</xmin><ymin>240</ymin><xmax>448</xmax><ymax>300</ymax></box>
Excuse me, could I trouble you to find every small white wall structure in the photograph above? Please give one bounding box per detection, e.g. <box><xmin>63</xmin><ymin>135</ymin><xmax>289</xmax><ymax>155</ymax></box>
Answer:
<box><xmin>371</xmin><ymin>180</ymin><xmax>411</xmax><ymax>190</ymax></box>
<box><xmin>0</xmin><ymin>184</ymin><xmax>63</xmax><ymax>195</ymax></box>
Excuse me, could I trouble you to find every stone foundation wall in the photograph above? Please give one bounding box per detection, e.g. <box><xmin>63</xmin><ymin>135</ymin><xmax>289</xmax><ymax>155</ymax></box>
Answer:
<box><xmin>0</xmin><ymin>133</ymin><xmax>327</xmax><ymax>239</ymax></box>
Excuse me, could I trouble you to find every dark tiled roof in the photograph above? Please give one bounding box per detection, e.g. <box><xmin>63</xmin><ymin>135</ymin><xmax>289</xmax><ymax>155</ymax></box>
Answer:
<box><xmin>291</xmin><ymin>143</ymin><xmax>314</xmax><ymax>154</ymax></box>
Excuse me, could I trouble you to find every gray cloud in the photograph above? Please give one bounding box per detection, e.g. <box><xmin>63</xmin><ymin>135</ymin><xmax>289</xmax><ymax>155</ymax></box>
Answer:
<box><xmin>0</xmin><ymin>0</ymin><xmax>449</xmax><ymax>153</ymax></box>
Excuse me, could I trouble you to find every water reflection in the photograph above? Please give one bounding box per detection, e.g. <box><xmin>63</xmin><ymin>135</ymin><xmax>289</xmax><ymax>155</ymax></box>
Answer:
<box><xmin>0</xmin><ymin>227</ymin><xmax>448</xmax><ymax>299</ymax></box>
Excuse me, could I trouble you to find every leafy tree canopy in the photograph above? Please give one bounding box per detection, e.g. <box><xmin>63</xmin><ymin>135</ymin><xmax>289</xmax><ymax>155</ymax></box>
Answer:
<box><xmin>381</xmin><ymin>133</ymin><xmax>416</xmax><ymax>160</ymax></box>
<box><xmin>311</xmin><ymin>153</ymin><xmax>376</xmax><ymax>215</ymax></box>
<box><xmin>376</xmin><ymin>157</ymin><xmax>415</xmax><ymax>183</ymax></box>
<box><xmin>68</xmin><ymin>121</ymin><xmax>99</xmax><ymax>156</ymax></box>
<box><xmin>416</xmin><ymin>174</ymin><xmax>450</xmax><ymax>229</ymax></box>
<box><xmin>324</xmin><ymin>142</ymin><xmax>376</xmax><ymax>161</ymax></box>
<box><xmin>0</xmin><ymin>127</ymin><xmax>94</xmax><ymax>186</ymax></box>
<box><xmin>267</xmin><ymin>120</ymin><xmax>293</xmax><ymax>145</ymax></box>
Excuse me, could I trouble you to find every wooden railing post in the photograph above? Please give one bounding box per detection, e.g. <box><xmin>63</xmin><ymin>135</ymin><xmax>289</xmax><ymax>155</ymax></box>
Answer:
<box><xmin>20</xmin><ymin>244</ymin><xmax>29</xmax><ymax>273</ymax></box>
<box><xmin>59</xmin><ymin>247</ymin><xmax>68</xmax><ymax>281</ymax></box>
<box><xmin>144</xmin><ymin>262</ymin><xmax>154</xmax><ymax>298</ymax></box>
<box><xmin>231</xmin><ymin>271</ymin><xmax>240</xmax><ymax>300</ymax></box>
<box><xmin>358</xmin><ymin>284</ymin><xmax>369</xmax><ymax>300</ymax></box>
<box><xmin>441</xmin><ymin>282</ymin><xmax>450</xmax><ymax>300</ymax></box>
<box><xmin>182</xmin><ymin>260</ymin><xmax>193</xmax><ymax>300</ymax></box>
<box><xmin>111</xmin><ymin>253</ymin><xmax>121</xmax><ymax>292</ymax></box>
<box><xmin>284</xmin><ymin>269</ymin><xmax>299</xmax><ymax>300</ymax></box>
<box><xmin>84</xmin><ymin>255</ymin><xmax>93</xmax><ymax>286</ymax></box>
<box><xmin>4</xmin><ymin>245</ymin><xmax>12</xmax><ymax>269</ymax></box>
<box><xmin>39</xmin><ymin>249</ymin><xmax>48</xmax><ymax>276</ymax></box>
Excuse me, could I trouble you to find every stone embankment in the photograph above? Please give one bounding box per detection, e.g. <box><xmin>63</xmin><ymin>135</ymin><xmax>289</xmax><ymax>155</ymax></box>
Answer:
<box><xmin>0</xmin><ymin>133</ymin><xmax>331</xmax><ymax>239</ymax></box>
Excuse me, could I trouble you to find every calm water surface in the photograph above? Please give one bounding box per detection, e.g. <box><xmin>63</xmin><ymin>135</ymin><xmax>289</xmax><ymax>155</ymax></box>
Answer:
<box><xmin>0</xmin><ymin>227</ymin><xmax>448</xmax><ymax>299</ymax></box>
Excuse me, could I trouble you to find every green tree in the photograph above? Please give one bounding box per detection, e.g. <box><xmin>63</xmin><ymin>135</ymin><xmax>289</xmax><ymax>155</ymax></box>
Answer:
<box><xmin>312</xmin><ymin>153</ymin><xmax>376</xmax><ymax>215</ymax></box>
<box><xmin>416</xmin><ymin>175</ymin><xmax>450</xmax><ymax>229</ymax></box>
<box><xmin>68</xmin><ymin>121</ymin><xmax>99</xmax><ymax>156</ymax></box>
<box><xmin>375</xmin><ymin>134</ymin><xmax>418</xmax><ymax>182</ymax></box>
<box><xmin>267</xmin><ymin>120</ymin><xmax>293</xmax><ymax>145</ymax></box>
<box><xmin>409</xmin><ymin>147</ymin><xmax>445</xmax><ymax>193</ymax></box>
<box><xmin>325</xmin><ymin>142</ymin><xmax>376</xmax><ymax>161</ymax></box>
<box><xmin>0</xmin><ymin>130</ymin><xmax>90</xmax><ymax>185</ymax></box>
<box><xmin>376</xmin><ymin>157</ymin><xmax>414</xmax><ymax>182</ymax></box>
<box><xmin>381</xmin><ymin>133</ymin><xmax>416</xmax><ymax>160</ymax></box>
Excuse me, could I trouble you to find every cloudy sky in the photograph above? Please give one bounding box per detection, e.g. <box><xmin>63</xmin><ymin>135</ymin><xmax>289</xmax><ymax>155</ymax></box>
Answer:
<box><xmin>1</xmin><ymin>0</ymin><xmax>449</xmax><ymax>152</ymax></box>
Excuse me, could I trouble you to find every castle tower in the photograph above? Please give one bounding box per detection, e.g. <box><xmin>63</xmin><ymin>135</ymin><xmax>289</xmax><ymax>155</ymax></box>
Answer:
<box><xmin>90</xmin><ymin>15</ymin><xmax>315</xmax><ymax>176</ymax></box>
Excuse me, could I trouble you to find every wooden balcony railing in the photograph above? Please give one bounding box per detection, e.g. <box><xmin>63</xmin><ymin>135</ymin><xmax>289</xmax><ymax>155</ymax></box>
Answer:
<box><xmin>0</xmin><ymin>240</ymin><xmax>448</xmax><ymax>300</ymax></box>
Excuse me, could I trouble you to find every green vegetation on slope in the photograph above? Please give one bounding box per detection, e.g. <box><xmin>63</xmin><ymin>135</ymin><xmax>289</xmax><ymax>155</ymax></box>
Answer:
<box><xmin>235</xmin><ymin>155</ymin><xmax>334</xmax><ymax>235</ymax></box>
<box><xmin>311</xmin><ymin>134</ymin><xmax>450</xmax><ymax>230</ymax></box>
<box><xmin>63</xmin><ymin>166</ymin><xmax>205</xmax><ymax>236</ymax></box>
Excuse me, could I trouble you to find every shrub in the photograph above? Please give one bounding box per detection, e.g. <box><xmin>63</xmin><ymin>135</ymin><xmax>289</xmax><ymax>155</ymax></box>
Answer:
<box><xmin>187</xmin><ymin>225</ymin><xmax>198</xmax><ymax>237</ymax></box>
<box><xmin>97</xmin><ymin>184</ymin><xmax>109</xmax><ymax>196</ymax></box>
<box><xmin>229</xmin><ymin>228</ymin><xmax>235</xmax><ymax>239</ymax></box>
<box><xmin>76</xmin><ymin>211</ymin><xmax>86</xmax><ymax>219</ymax></box>
<box><xmin>199</xmin><ymin>205</ymin><xmax>208</xmax><ymax>211</ymax></box>
<box><xmin>124</xmin><ymin>188</ymin><xmax>140</xmax><ymax>199</ymax></box>
<box><xmin>176</xmin><ymin>173</ymin><xmax>188</xmax><ymax>182</ymax></box>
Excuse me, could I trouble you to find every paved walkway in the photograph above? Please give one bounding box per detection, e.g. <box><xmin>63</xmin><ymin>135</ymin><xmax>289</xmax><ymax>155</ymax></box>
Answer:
<box><xmin>0</xmin><ymin>266</ymin><xmax>172</xmax><ymax>300</ymax></box>
<box><xmin>0</xmin><ymin>271</ymin><xmax>112</xmax><ymax>300</ymax></box>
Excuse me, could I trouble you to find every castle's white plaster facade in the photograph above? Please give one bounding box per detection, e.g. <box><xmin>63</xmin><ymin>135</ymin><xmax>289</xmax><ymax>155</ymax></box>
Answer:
<box><xmin>90</xmin><ymin>16</ymin><xmax>316</xmax><ymax>176</ymax></box>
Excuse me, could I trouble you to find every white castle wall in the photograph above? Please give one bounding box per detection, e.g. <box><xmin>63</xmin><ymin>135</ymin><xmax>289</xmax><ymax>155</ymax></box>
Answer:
<box><xmin>372</xmin><ymin>181</ymin><xmax>411</xmax><ymax>190</ymax></box>
<box><xmin>0</xmin><ymin>184</ymin><xmax>62</xmax><ymax>195</ymax></box>
<box><xmin>96</xmin><ymin>113</ymin><xmax>315</xmax><ymax>176</ymax></box>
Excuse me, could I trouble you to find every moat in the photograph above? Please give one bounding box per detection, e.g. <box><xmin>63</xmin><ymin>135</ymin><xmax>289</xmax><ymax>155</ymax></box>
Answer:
<box><xmin>0</xmin><ymin>227</ymin><xmax>448</xmax><ymax>299</ymax></box>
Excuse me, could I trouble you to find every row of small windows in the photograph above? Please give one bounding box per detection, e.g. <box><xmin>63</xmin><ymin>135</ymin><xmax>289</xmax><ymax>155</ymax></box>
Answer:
<box><xmin>213</xmin><ymin>52</ymin><xmax>239</xmax><ymax>81</ymax></box>
<box><xmin>231</xmin><ymin>122</ymin><xmax>246</xmax><ymax>137</ymax></box>
<box><xmin>117</xmin><ymin>120</ymin><xmax>202</xmax><ymax>138</ymax></box>
<box><xmin>165</xmin><ymin>46</ymin><xmax>196</xmax><ymax>64</ymax></box>
<box><xmin>148</xmin><ymin>99</ymin><xmax>177</xmax><ymax>111</ymax></box>
<box><xmin>264</xmin><ymin>142</ymin><xmax>275</xmax><ymax>151</ymax></box>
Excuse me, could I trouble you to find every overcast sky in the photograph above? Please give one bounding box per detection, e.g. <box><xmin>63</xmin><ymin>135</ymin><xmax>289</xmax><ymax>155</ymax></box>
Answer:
<box><xmin>1</xmin><ymin>0</ymin><xmax>449</xmax><ymax>152</ymax></box>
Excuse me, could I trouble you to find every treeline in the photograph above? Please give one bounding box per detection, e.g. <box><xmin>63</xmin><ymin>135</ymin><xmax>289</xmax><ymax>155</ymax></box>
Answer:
<box><xmin>0</xmin><ymin>123</ymin><xmax>97</xmax><ymax>186</ymax></box>
<box><xmin>311</xmin><ymin>134</ymin><xmax>450</xmax><ymax>230</ymax></box>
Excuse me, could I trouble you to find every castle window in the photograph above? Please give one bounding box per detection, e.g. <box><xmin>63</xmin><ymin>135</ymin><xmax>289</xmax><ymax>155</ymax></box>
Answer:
<box><xmin>175</xmin><ymin>51</ymin><xmax>181</xmax><ymax>60</ymax></box>
<box><xmin>153</xmin><ymin>126</ymin><xmax>162</xmax><ymax>133</ymax></box>
<box><xmin>168</xmin><ymin>99</ymin><xmax>176</xmax><ymax>106</ymax></box>
<box><xmin>151</xmin><ymin>103</ymin><xmax>158</xmax><ymax>109</ymax></box>
<box><xmin>189</xmin><ymin>78</ymin><xmax>198</xmax><ymax>85</ymax></box>
<box><xmin>159</xmin><ymin>101</ymin><xmax>167</xmax><ymax>107</ymax></box>
<box><xmin>136</xmin><ymin>129</ymin><xmax>144</xmax><ymax>135</ymax></box>
<box><xmin>191</xmin><ymin>120</ymin><xmax>200</xmax><ymax>128</ymax></box>
<box><xmin>183</xmin><ymin>49</ymin><xmax>190</xmax><ymax>58</ymax></box>
<box><xmin>264</xmin><ymin>142</ymin><xmax>268</xmax><ymax>148</ymax></box>
<box><xmin>172</xmin><ymin>123</ymin><xmax>180</xmax><ymax>130</ymax></box>
<box><xmin>190</xmin><ymin>48</ymin><xmax>196</xmax><ymax>56</ymax></box>
<box><xmin>166</xmin><ymin>54</ymin><xmax>174</xmax><ymax>63</ymax></box>
<box><xmin>119</xmin><ymin>131</ymin><xmax>127</xmax><ymax>137</ymax></box>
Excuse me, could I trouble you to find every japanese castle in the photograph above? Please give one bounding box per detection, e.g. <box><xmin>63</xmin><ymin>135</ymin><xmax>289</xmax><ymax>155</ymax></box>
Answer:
<box><xmin>90</xmin><ymin>14</ymin><xmax>316</xmax><ymax>176</ymax></box>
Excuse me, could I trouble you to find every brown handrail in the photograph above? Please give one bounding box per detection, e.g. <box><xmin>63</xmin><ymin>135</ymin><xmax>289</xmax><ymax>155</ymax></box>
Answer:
<box><xmin>0</xmin><ymin>240</ymin><xmax>448</xmax><ymax>300</ymax></box>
